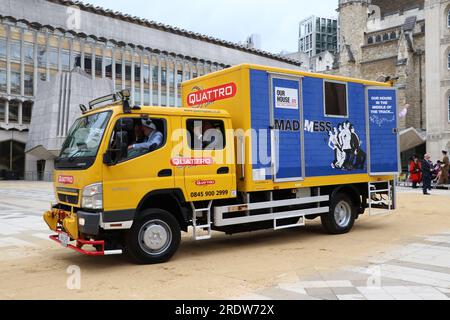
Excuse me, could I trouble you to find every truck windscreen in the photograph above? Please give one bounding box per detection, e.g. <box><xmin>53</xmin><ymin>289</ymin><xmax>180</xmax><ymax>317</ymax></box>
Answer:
<box><xmin>55</xmin><ymin>111</ymin><xmax>111</xmax><ymax>169</ymax></box>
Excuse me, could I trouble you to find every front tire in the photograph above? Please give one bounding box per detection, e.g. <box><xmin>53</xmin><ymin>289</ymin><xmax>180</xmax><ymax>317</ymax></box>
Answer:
<box><xmin>321</xmin><ymin>193</ymin><xmax>356</xmax><ymax>235</ymax></box>
<box><xmin>126</xmin><ymin>209</ymin><xmax>181</xmax><ymax>264</ymax></box>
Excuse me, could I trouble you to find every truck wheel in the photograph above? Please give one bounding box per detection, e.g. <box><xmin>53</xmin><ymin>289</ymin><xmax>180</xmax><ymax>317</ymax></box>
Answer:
<box><xmin>126</xmin><ymin>209</ymin><xmax>181</xmax><ymax>264</ymax></box>
<box><xmin>321</xmin><ymin>193</ymin><xmax>356</xmax><ymax>235</ymax></box>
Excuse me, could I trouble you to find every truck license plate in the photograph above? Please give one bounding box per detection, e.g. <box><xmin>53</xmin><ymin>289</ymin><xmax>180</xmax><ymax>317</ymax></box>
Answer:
<box><xmin>58</xmin><ymin>232</ymin><xmax>70</xmax><ymax>247</ymax></box>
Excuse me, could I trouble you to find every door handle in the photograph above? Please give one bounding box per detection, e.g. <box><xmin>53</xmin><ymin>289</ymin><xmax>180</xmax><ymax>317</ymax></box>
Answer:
<box><xmin>217</xmin><ymin>167</ymin><xmax>229</xmax><ymax>175</ymax></box>
<box><xmin>158</xmin><ymin>169</ymin><xmax>173</xmax><ymax>177</ymax></box>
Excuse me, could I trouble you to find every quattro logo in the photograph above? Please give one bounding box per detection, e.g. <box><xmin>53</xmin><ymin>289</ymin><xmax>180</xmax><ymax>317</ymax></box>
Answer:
<box><xmin>58</xmin><ymin>175</ymin><xmax>74</xmax><ymax>185</ymax></box>
<box><xmin>171</xmin><ymin>157</ymin><xmax>214</xmax><ymax>167</ymax></box>
<box><xmin>187</xmin><ymin>83</ymin><xmax>237</xmax><ymax>107</ymax></box>
<box><xmin>195</xmin><ymin>180</ymin><xmax>216</xmax><ymax>186</ymax></box>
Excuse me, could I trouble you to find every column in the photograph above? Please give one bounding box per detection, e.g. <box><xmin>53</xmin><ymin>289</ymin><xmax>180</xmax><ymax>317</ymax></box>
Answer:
<box><xmin>157</xmin><ymin>55</ymin><xmax>161</xmax><ymax>105</ymax></box>
<box><xmin>140</xmin><ymin>52</ymin><xmax>144</xmax><ymax>106</ymax></box>
<box><xmin>20</xmin><ymin>28</ymin><xmax>25</xmax><ymax>97</ymax></box>
<box><xmin>121</xmin><ymin>48</ymin><xmax>125</xmax><ymax>90</ymax></box>
<box><xmin>111</xmin><ymin>47</ymin><xmax>116</xmax><ymax>89</ymax></box>
<box><xmin>6</xmin><ymin>25</ymin><xmax>10</xmax><ymax>95</ymax></box>
<box><xmin>45</xmin><ymin>33</ymin><xmax>50</xmax><ymax>81</ymax></box>
<box><xmin>91</xmin><ymin>43</ymin><xmax>95</xmax><ymax>80</ymax></box>
<box><xmin>101</xmin><ymin>46</ymin><xmax>106</xmax><ymax>79</ymax></box>
<box><xmin>131</xmin><ymin>50</ymin><xmax>135</xmax><ymax>105</ymax></box>
<box><xmin>149</xmin><ymin>53</ymin><xmax>154</xmax><ymax>106</ymax></box>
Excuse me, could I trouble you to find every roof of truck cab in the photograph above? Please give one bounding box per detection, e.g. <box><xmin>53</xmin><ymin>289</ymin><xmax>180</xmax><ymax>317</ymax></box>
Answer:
<box><xmin>182</xmin><ymin>63</ymin><xmax>392</xmax><ymax>88</ymax></box>
<box><xmin>83</xmin><ymin>103</ymin><xmax>231</xmax><ymax>118</ymax></box>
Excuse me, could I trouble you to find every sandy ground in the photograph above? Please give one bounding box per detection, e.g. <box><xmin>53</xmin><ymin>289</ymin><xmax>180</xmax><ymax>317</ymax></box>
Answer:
<box><xmin>1</xmin><ymin>191</ymin><xmax>450</xmax><ymax>300</ymax></box>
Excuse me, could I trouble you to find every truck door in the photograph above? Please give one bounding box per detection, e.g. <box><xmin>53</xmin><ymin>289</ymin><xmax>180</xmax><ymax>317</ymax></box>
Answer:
<box><xmin>366</xmin><ymin>87</ymin><xmax>400</xmax><ymax>175</ymax></box>
<box><xmin>102</xmin><ymin>115</ymin><xmax>175</xmax><ymax>213</ymax></box>
<box><xmin>180</xmin><ymin>117</ymin><xmax>235</xmax><ymax>202</ymax></box>
<box><xmin>270</xmin><ymin>76</ymin><xmax>304</xmax><ymax>182</ymax></box>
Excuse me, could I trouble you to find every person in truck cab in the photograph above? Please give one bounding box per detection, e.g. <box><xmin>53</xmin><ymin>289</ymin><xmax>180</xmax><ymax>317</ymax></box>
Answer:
<box><xmin>128</xmin><ymin>119</ymin><xmax>163</xmax><ymax>153</ymax></box>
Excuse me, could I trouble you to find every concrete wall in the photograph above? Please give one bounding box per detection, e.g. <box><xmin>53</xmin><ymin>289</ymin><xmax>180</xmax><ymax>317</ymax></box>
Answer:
<box><xmin>0</xmin><ymin>0</ymin><xmax>300</xmax><ymax>70</ymax></box>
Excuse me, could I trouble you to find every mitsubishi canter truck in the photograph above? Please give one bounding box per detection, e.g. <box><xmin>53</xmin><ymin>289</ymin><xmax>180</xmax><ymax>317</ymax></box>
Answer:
<box><xmin>44</xmin><ymin>64</ymin><xmax>400</xmax><ymax>264</ymax></box>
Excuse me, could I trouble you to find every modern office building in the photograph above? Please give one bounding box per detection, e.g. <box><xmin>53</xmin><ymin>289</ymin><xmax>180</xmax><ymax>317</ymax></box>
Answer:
<box><xmin>299</xmin><ymin>15</ymin><xmax>339</xmax><ymax>57</ymax></box>
<box><xmin>0</xmin><ymin>0</ymin><xmax>301</xmax><ymax>180</ymax></box>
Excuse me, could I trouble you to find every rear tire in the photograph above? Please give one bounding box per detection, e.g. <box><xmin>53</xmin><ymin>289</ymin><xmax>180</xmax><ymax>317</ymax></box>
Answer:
<box><xmin>321</xmin><ymin>193</ymin><xmax>356</xmax><ymax>235</ymax></box>
<box><xmin>126</xmin><ymin>209</ymin><xmax>181</xmax><ymax>264</ymax></box>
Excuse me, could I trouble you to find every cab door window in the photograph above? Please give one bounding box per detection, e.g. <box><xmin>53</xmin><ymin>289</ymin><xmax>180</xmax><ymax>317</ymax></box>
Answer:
<box><xmin>110</xmin><ymin>117</ymin><xmax>166</xmax><ymax>163</ymax></box>
<box><xmin>186</xmin><ymin>119</ymin><xmax>226</xmax><ymax>151</ymax></box>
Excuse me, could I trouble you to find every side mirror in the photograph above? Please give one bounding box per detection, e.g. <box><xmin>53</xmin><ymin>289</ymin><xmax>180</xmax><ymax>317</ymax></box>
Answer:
<box><xmin>103</xmin><ymin>149</ymin><xmax>118</xmax><ymax>166</ymax></box>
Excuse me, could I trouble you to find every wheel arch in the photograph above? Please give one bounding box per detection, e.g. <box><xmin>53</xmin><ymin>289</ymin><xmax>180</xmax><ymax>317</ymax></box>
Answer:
<box><xmin>136</xmin><ymin>189</ymin><xmax>190</xmax><ymax>232</ymax></box>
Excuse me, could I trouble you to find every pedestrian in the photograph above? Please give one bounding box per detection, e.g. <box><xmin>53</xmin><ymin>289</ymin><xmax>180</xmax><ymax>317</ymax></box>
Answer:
<box><xmin>409</xmin><ymin>155</ymin><xmax>422</xmax><ymax>189</ymax></box>
<box><xmin>438</xmin><ymin>150</ymin><xmax>449</xmax><ymax>185</ymax></box>
<box><xmin>422</xmin><ymin>154</ymin><xmax>433</xmax><ymax>195</ymax></box>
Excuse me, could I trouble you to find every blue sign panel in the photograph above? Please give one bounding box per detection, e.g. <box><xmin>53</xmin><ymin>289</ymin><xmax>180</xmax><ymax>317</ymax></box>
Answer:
<box><xmin>272</xmin><ymin>78</ymin><xmax>302</xmax><ymax>181</ymax></box>
<box><xmin>367</xmin><ymin>88</ymin><xmax>399</xmax><ymax>174</ymax></box>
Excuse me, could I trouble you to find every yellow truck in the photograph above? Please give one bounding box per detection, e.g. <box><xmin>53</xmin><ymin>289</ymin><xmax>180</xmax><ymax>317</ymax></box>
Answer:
<box><xmin>44</xmin><ymin>64</ymin><xmax>399</xmax><ymax>264</ymax></box>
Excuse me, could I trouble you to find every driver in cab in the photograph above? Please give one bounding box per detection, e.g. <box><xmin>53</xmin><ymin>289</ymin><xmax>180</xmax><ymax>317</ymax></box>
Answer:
<box><xmin>128</xmin><ymin>119</ymin><xmax>163</xmax><ymax>155</ymax></box>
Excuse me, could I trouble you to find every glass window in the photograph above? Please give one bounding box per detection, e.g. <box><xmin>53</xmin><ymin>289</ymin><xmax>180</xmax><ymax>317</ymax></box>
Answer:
<box><xmin>61</xmin><ymin>50</ymin><xmax>70</xmax><ymax>70</ymax></box>
<box><xmin>22</xmin><ymin>101</ymin><xmax>33</xmax><ymax>124</ymax></box>
<box><xmin>24</xmin><ymin>69</ymin><xmax>33</xmax><ymax>96</ymax></box>
<box><xmin>10</xmin><ymin>41</ymin><xmax>21</xmax><ymax>61</ymax></box>
<box><xmin>0</xmin><ymin>67</ymin><xmax>6</xmax><ymax>93</ymax></box>
<box><xmin>9</xmin><ymin>100</ymin><xmax>19</xmax><ymax>123</ymax></box>
<box><xmin>0</xmin><ymin>99</ymin><xmax>5</xmax><ymax>122</ymax></box>
<box><xmin>95</xmin><ymin>56</ymin><xmax>102</xmax><ymax>77</ymax></box>
<box><xmin>84</xmin><ymin>53</ymin><xmax>92</xmax><ymax>74</ymax></box>
<box><xmin>24</xmin><ymin>43</ymin><xmax>34</xmax><ymax>64</ymax></box>
<box><xmin>134</xmin><ymin>61</ymin><xmax>141</xmax><ymax>82</ymax></box>
<box><xmin>105</xmin><ymin>56</ymin><xmax>113</xmax><ymax>79</ymax></box>
<box><xmin>324</xmin><ymin>81</ymin><xmax>348</xmax><ymax>117</ymax></box>
<box><xmin>49</xmin><ymin>48</ymin><xmax>58</xmax><ymax>67</ymax></box>
<box><xmin>0</xmin><ymin>38</ymin><xmax>6</xmax><ymax>58</ymax></box>
<box><xmin>37</xmin><ymin>45</ymin><xmax>47</xmax><ymax>67</ymax></box>
<box><xmin>10</xmin><ymin>70</ymin><xmax>21</xmax><ymax>95</ymax></box>
<box><xmin>143</xmin><ymin>64</ymin><xmax>149</xmax><ymax>84</ymax></box>
<box><xmin>110</xmin><ymin>117</ymin><xmax>166</xmax><ymax>162</ymax></box>
<box><xmin>125</xmin><ymin>61</ymin><xmax>132</xmax><ymax>81</ymax></box>
<box><xmin>186</xmin><ymin>119</ymin><xmax>226</xmax><ymax>151</ymax></box>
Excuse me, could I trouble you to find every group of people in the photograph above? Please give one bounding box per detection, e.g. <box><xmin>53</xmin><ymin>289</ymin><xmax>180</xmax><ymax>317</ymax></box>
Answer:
<box><xmin>409</xmin><ymin>150</ymin><xmax>450</xmax><ymax>195</ymax></box>
<box><xmin>328</xmin><ymin>121</ymin><xmax>366</xmax><ymax>171</ymax></box>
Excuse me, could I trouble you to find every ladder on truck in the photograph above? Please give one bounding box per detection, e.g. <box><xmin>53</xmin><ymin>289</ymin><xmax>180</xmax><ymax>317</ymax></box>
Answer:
<box><xmin>191</xmin><ymin>201</ymin><xmax>213</xmax><ymax>240</ymax></box>
<box><xmin>368</xmin><ymin>179</ymin><xmax>395</xmax><ymax>216</ymax></box>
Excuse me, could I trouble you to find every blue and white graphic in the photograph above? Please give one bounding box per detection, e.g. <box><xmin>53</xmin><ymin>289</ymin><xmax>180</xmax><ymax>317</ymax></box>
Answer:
<box><xmin>367</xmin><ymin>88</ymin><xmax>399</xmax><ymax>174</ymax></box>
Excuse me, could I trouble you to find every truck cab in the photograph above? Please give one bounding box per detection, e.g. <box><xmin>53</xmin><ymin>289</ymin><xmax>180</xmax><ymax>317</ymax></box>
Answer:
<box><xmin>45</xmin><ymin>91</ymin><xmax>237</xmax><ymax>263</ymax></box>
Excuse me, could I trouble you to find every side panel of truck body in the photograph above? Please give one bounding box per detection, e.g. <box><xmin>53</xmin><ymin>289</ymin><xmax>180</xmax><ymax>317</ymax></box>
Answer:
<box><xmin>182</xmin><ymin>64</ymin><xmax>399</xmax><ymax>193</ymax></box>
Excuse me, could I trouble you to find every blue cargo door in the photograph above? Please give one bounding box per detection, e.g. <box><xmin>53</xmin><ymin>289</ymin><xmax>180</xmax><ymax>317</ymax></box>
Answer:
<box><xmin>271</xmin><ymin>76</ymin><xmax>303</xmax><ymax>182</ymax></box>
<box><xmin>366</xmin><ymin>87</ymin><xmax>400</xmax><ymax>175</ymax></box>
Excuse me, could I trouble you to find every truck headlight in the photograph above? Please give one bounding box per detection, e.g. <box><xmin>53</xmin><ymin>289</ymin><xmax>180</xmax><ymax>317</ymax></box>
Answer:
<box><xmin>82</xmin><ymin>183</ymin><xmax>103</xmax><ymax>210</ymax></box>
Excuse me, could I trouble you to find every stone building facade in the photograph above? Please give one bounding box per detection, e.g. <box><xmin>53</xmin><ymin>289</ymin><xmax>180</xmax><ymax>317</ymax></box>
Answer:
<box><xmin>336</xmin><ymin>0</ymin><xmax>430</xmax><ymax>165</ymax></box>
<box><xmin>0</xmin><ymin>0</ymin><xmax>301</xmax><ymax>180</ymax></box>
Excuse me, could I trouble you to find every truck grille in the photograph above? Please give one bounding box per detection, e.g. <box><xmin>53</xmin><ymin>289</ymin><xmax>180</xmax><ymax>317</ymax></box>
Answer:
<box><xmin>57</xmin><ymin>188</ymin><xmax>79</xmax><ymax>205</ymax></box>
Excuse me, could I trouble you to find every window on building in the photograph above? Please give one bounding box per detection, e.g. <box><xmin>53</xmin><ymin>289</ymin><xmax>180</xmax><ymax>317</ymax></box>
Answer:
<box><xmin>48</xmin><ymin>48</ymin><xmax>58</xmax><ymax>67</ymax></box>
<box><xmin>22</xmin><ymin>101</ymin><xmax>32</xmax><ymax>124</ymax></box>
<box><xmin>84</xmin><ymin>54</ymin><xmax>92</xmax><ymax>74</ymax></box>
<box><xmin>105</xmin><ymin>56</ymin><xmax>113</xmax><ymax>79</ymax></box>
<box><xmin>186</xmin><ymin>119</ymin><xmax>226</xmax><ymax>151</ymax></box>
<box><xmin>0</xmin><ymin>38</ymin><xmax>7</xmax><ymax>58</ymax></box>
<box><xmin>383</xmin><ymin>33</ymin><xmax>389</xmax><ymax>41</ymax></box>
<box><xmin>390</xmin><ymin>31</ymin><xmax>397</xmax><ymax>40</ymax></box>
<box><xmin>61</xmin><ymin>50</ymin><xmax>70</xmax><ymax>70</ymax></box>
<box><xmin>10</xmin><ymin>41</ymin><xmax>21</xmax><ymax>61</ymax></box>
<box><xmin>448</xmin><ymin>95</ymin><xmax>450</xmax><ymax>122</ymax></box>
<box><xmin>143</xmin><ymin>64</ymin><xmax>149</xmax><ymax>84</ymax></box>
<box><xmin>37</xmin><ymin>45</ymin><xmax>47</xmax><ymax>67</ymax></box>
<box><xmin>0</xmin><ymin>140</ymin><xmax>25</xmax><ymax>178</ymax></box>
<box><xmin>10</xmin><ymin>70</ymin><xmax>21</xmax><ymax>95</ymax></box>
<box><xmin>446</xmin><ymin>51</ymin><xmax>450</xmax><ymax>71</ymax></box>
<box><xmin>134</xmin><ymin>61</ymin><xmax>141</xmax><ymax>82</ymax></box>
<box><xmin>8</xmin><ymin>100</ymin><xmax>19</xmax><ymax>123</ymax></box>
<box><xmin>375</xmin><ymin>35</ymin><xmax>382</xmax><ymax>43</ymax></box>
<box><xmin>24</xmin><ymin>69</ymin><xmax>33</xmax><ymax>96</ymax></box>
<box><xmin>448</xmin><ymin>10</ymin><xmax>450</xmax><ymax>28</ymax></box>
<box><xmin>0</xmin><ymin>99</ymin><xmax>6</xmax><ymax>122</ymax></box>
<box><xmin>95</xmin><ymin>56</ymin><xmax>102</xmax><ymax>77</ymax></box>
<box><xmin>0</xmin><ymin>65</ymin><xmax>6</xmax><ymax>93</ymax></box>
<box><xmin>324</xmin><ymin>81</ymin><xmax>348</xmax><ymax>117</ymax></box>
<box><xmin>24</xmin><ymin>43</ymin><xmax>34</xmax><ymax>64</ymax></box>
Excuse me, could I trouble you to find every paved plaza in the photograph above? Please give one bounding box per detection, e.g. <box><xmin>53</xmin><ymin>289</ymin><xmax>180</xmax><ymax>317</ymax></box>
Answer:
<box><xmin>1</xmin><ymin>182</ymin><xmax>450</xmax><ymax>300</ymax></box>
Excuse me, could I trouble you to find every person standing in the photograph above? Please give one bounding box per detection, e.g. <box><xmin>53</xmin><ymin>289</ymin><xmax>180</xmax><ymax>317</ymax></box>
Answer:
<box><xmin>438</xmin><ymin>150</ymin><xmax>449</xmax><ymax>185</ymax></box>
<box><xmin>409</xmin><ymin>155</ymin><xmax>422</xmax><ymax>189</ymax></box>
<box><xmin>422</xmin><ymin>154</ymin><xmax>433</xmax><ymax>195</ymax></box>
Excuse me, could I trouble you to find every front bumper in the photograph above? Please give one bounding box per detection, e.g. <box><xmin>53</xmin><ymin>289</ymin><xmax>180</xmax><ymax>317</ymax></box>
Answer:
<box><xmin>44</xmin><ymin>208</ymin><xmax>122</xmax><ymax>256</ymax></box>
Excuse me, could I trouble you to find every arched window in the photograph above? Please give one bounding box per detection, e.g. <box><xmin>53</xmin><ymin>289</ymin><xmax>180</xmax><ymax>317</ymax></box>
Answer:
<box><xmin>448</xmin><ymin>10</ymin><xmax>450</xmax><ymax>28</ymax></box>
<box><xmin>375</xmin><ymin>35</ymin><xmax>382</xmax><ymax>43</ymax></box>
<box><xmin>448</xmin><ymin>94</ymin><xmax>450</xmax><ymax>122</ymax></box>
<box><xmin>367</xmin><ymin>36</ymin><xmax>374</xmax><ymax>44</ymax></box>
<box><xmin>448</xmin><ymin>52</ymin><xmax>450</xmax><ymax>69</ymax></box>
<box><xmin>390</xmin><ymin>32</ymin><xmax>397</xmax><ymax>40</ymax></box>
<box><xmin>383</xmin><ymin>33</ymin><xmax>389</xmax><ymax>41</ymax></box>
